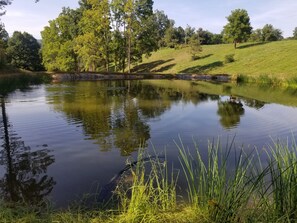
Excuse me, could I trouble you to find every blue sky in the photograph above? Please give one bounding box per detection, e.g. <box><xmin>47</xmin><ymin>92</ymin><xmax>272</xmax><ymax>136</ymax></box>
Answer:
<box><xmin>1</xmin><ymin>0</ymin><xmax>297</xmax><ymax>39</ymax></box>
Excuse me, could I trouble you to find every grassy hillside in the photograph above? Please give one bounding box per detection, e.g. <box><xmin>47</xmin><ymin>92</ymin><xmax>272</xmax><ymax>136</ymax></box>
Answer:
<box><xmin>132</xmin><ymin>40</ymin><xmax>297</xmax><ymax>81</ymax></box>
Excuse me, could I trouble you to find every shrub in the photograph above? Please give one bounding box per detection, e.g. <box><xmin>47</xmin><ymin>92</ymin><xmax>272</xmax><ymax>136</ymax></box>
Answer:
<box><xmin>224</xmin><ymin>54</ymin><xmax>235</xmax><ymax>63</ymax></box>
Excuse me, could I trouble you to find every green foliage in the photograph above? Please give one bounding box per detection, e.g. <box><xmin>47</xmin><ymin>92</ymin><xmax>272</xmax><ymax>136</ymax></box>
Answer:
<box><xmin>41</xmin><ymin>7</ymin><xmax>81</xmax><ymax>72</ymax></box>
<box><xmin>249</xmin><ymin>29</ymin><xmax>263</xmax><ymax>42</ymax></box>
<box><xmin>262</xmin><ymin>24</ymin><xmax>283</xmax><ymax>41</ymax></box>
<box><xmin>6</xmin><ymin>31</ymin><xmax>43</xmax><ymax>71</ymax></box>
<box><xmin>293</xmin><ymin>27</ymin><xmax>297</xmax><ymax>40</ymax></box>
<box><xmin>185</xmin><ymin>25</ymin><xmax>195</xmax><ymax>45</ymax></box>
<box><xmin>0</xmin><ymin>21</ymin><xmax>8</xmax><ymax>68</ymax></box>
<box><xmin>164</xmin><ymin>22</ymin><xmax>186</xmax><ymax>48</ymax></box>
<box><xmin>223</xmin><ymin>9</ymin><xmax>252</xmax><ymax>48</ymax></box>
<box><xmin>41</xmin><ymin>0</ymin><xmax>160</xmax><ymax>73</ymax></box>
<box><xmin>75</xmin><ymin>0</ymin><xmax>111</xmax><ymax>72</ymax></box>
<box><xmin>224</xmin><ymin>54</ymin><xmax>235</xmax><ymax>64</ymax></box>
<box><xmin>188</xmin><ymin>34</ymin><xmax>202</xmax><ymax>60</ymax></box>
<box><xmin>249</xmin><ymin>25</ymin><xmax>283</xmax><ymax>42</ymax></box>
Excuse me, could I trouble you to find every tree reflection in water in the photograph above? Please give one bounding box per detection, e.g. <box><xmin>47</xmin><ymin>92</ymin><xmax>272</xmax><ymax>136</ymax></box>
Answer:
<box><xmin>217</xmin><ymin>96</ymin><xmax>245</xmax><ymax>129</ymax></box>
<box><xmin>0</xmin><ymin>97</ymin><xmax>56</xmax><ymax>205</ymax></box>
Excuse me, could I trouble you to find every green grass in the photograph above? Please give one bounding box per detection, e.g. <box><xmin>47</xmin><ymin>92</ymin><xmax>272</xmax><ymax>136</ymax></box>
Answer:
<box><xmin>3</xmin><ymin>139</ymin><xmax>297</xmax><ymax>222</ymax></box>
<box><xmin>132</xmin><ymin>40</ymin><xmax>297</xmax><ymax>83</ymax></box>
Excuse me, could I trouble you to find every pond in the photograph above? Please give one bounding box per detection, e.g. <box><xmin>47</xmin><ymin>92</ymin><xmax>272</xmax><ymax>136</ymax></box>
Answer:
<box><xmin>1</xmin><ymin>79</ymin><xmax>297</xmax><ymax>207</ymax></box>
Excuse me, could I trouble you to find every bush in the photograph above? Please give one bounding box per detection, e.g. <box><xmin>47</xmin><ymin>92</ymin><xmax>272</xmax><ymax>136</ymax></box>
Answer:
<box><xmin>224</xmin><ymin>54</ymin><xmax>235</xmax><ymax>63</ymax></box>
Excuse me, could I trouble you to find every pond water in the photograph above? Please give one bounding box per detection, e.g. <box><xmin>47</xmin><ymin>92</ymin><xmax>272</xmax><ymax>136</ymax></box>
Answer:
<box><xmin>1</xmin><ymin>80</ymin><xmax>297</xmax><ymax>207</ymax></box>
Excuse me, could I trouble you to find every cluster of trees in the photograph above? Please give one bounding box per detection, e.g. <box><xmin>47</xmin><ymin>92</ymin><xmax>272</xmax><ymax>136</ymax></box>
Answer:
<box><xmin>164</xmin><ymin>24</ymin><xmax>223</xmax><ymax>48</ymax></box>
<box><xmin>250</xmin><ymin>24</ymin><xmax>283</xmax><ymax>42</ymax></box>
<box><xmin>41</xmin><ymin>0</ymin><xmax>163</xmax><ymax>73</ymax></box>
<box><xmin>41</xmin><ymin>0</ymin><xmax>222</xmax><ymax>72</ymax></box>
<box><xmin>0</xmin><ymin>0</ymin><xmax>42</xmax><ymax>70</ymax></box>
<box><xmin>0</xmin><ymin>22</ymin><xmax>43</xmax><ymax>70</ymax></box>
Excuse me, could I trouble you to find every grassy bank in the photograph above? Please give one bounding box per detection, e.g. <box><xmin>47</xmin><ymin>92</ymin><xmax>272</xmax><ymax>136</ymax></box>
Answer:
<box><xmin>2</xmin><ymin>139</ymin><xmax>297</xmax><ymax>222</ymax></box>
<box><xmin>132</xmin><ymin>40</ymin><xmax>297</xmax><ymax>84</ymax></box>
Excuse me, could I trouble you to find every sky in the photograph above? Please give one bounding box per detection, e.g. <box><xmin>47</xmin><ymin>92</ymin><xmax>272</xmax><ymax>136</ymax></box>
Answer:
<box><xmin>1</xmin><ymin>0</ymin><xmax>297</xmax><ymax>39</ymax></box>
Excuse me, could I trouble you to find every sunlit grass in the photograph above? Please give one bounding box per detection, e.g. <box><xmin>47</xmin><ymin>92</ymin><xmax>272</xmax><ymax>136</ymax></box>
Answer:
<box><xmin>135</xmin><ymin>40</ymin><xmax>297</xmax><ymax>82</ymax></box>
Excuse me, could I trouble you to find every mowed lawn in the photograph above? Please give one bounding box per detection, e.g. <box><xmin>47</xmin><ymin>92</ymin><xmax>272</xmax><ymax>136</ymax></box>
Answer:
<box><xmin>133</xmin><ymin>40</ymin><xmax>297</xmax><ymax>80</ymax></box>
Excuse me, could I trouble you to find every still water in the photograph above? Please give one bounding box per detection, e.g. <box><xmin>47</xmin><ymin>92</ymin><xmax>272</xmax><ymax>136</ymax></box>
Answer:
<box><xmin>1</xmin><ymin>80</ymin><xmax>297</xmax><ymax>207</ymax></box>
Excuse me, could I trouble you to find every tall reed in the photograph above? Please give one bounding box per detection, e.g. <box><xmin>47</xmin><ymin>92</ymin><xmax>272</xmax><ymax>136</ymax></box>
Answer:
<box><xmin>267</xmin><ymin>138</ymin><xmax>297</xmax><ymax>221</ymax></box>
<box><xmin>115</xmin><ymin>149</ymin><xmax>177</xmax><ymax>223</ymax></box>
<box><xmin>177</xmin><ymin>138</ymin><xmax>263</xmax><ymax>222</ymax></box>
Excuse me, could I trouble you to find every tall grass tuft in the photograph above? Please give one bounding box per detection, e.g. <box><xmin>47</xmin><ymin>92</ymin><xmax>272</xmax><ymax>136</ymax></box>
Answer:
<box><xmin>177</xmin><ymin>138</ymin><xmax>263</xmax><ymax>222</ymax></box>
<box><xmin>115</xmin><ymin>149</ymin><xmax>177</xmax><ymax>223</ymax></box>
<box><xmin>267</xmin><ymin>138</ymin><xmax>297</xmax><ymax>221</ymax></box>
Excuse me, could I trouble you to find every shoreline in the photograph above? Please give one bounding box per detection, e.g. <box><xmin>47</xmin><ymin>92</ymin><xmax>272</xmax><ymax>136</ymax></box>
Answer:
<box><xmin>51</xmin><ymin>72</ymin><xmax>232</xmax><ymax>82</ymax></box>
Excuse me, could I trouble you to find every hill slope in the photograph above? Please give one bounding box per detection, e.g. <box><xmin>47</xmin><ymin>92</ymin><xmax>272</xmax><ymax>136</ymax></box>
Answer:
<box><xmin>132</xmin><ymin>40</ymin><xmax>297</xmax><ymax>80</ymax></box>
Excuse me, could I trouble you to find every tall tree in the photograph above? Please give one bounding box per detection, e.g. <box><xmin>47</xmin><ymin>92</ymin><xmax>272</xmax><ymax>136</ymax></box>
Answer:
<box><xmin>0</xmin><ymin>21</ymin><xmax>8</xmax><ymax>68</ymax></box>
<box><xmin>111</xmin><ymin>0</ymin><xmax>158</xmax><ymax>73</ymax></box>
<box><xmin>41</xmin><ymin>7</ymin><xmax>82</xmax><ymax>72</ymax></box>
<box><xmin>7</xmin><ymin>31</ymin><xmax>43</xmax><ymax>71</ymax></box>
<box><xmin>185</xmin><ymin>25</ymin><xmax>195</xmax><ymax>45</ymax></box>
<box><xmin>223</xmin><ymin>9</ymin><xmax>252</xmax><ymax>48</ymax></box>
<box><xmin>188</xmin><ymin>33</ymin><xmax>202</xmax><ymax>60</ymax></box>
<box><xmin>75</xmin><ymin>0</ymin><xmax>111</xmax><ymax>72</ymax></box>
<box><xmin>154</xmin><ymin>10</ymin><xmax>171</xmax><ymax>47</ymax></box>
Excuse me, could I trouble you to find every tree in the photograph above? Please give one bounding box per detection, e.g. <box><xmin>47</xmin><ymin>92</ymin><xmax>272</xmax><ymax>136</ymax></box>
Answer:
<box><xmin>41</xmin><ymin>7</ymin><xmax>82</xmax><ymax>72</ymax></box>
<box><xmin>154</xmin><ymin>10</ymin><xmax>171</xmax><ymax>47</ymax></box>
<box><xmin>110</xmin><ymin>0</ymin><xmax>158</xmax><ymax>73</ymax></box>
<box><xmin>210</xmin><ymin>34</ymin><xmax>223</xmax><ymax>44</ymax></box>
<box><xmin>164</xmin><ymin>20</ymin><xmax>177</xmax><ymax>48</ymax></box>
<box><xmin>223</xmin><ymin>9</ymin><xmax>252</xmax><ymax>48</ymax></box>
<box><xmin>188</xmin><ymin>34</ymin><xmax>202</xmax><ymax>60</ymax></box>
<box><xmin>75</xmin><ymin>0</ymin><xmax>111</xmax><ymax>72</ymax></box>
<box><xmin>7</xmin><ymin>31</ymin><xmax>43</xmax><ymax>71</ymax></box>
<box><xmin>262</xmin><ymin>24</ymin><xmax>283</xmax><ymax>41</ymax></box>
<box><xmin>249</xmin><ymin>29</ymin><xmax>262</xmax><ymax>42</ymax></box>
<box><xmin>0</xmin><ymin>21</ymin><xmax>8</xmax><ymax>68</ymax></box>
<box><xmin>0</xmin><ymin>0</ymin><xmax>11</xmax><ymax>15</ymax></box>
<box><xmin>185</xmin><ymin>25</ymin><xmax>195</xmax><ymax>45</ymax></box>
<box><xmin>293</xmin><ymin>27</ymin><xmax>297</xmax><ymax>40</ymax></box>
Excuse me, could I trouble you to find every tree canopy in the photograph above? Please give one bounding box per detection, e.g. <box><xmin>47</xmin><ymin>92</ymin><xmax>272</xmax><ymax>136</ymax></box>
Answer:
<box><xmin>223</xmin><ymin>9</ymin><xmax>252</xmax><ymax>48</ymax></box>
<box><xmin>41</xmin><ymin>0</ymin><xmax>160</xmax><ymax>73</ymax></box>
<box><xmin>7</xmin><ymin>31</ymin><xmax>43</xmax><ymax>71</ymax></box>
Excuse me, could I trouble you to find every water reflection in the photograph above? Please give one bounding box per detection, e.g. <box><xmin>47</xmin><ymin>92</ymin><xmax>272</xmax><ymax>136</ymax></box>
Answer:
<box><xmin>0</xmin><ymin>97</ymin><xmax>55</xmax><ymax>205</ymax></box>
<box><xmin>47</xmin><ymin>81</ymin><xmax>225</xmax><ymax>155</ymax></box>
<box><xmin>217</xmin><ymin>96</ymin><xmax>245</xmax><ymax>129</ymax></box>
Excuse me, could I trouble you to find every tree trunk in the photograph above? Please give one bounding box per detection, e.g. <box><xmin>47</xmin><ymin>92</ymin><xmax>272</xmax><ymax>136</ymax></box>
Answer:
<box><xmin>234</xmin><ymin>40</ymin><xmax>237</xmax><ymax>49</ymax></box>
<box><xmin>127</xmin><ymin>30</ymin><xmax>131</xmax><ymax>73</ymax></box>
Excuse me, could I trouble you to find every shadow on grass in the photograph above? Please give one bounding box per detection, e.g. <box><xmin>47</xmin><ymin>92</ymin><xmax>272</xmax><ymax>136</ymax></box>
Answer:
<box><xmin>155</xmin><ymin>63</ymin><xmax>176</xmax><ymax>72</ymax></box>
<box><xmin>180</xmin><ymin>61</ymin><xmax>223</xmax><ymax>73</ymax></box>
<box><xmin>192</xmin><ymin>54</ymin><xmax>213</xmax><ymax>61</ymax></box>
<box><xmin>131</xmin><ymin>59</ymin><xmax>174</xmax><ymax>73</ymax></box>
<box><xmin>237</xmin><ymin>42</ymin><xmax>267</xmax><ymax>49</ymax></box>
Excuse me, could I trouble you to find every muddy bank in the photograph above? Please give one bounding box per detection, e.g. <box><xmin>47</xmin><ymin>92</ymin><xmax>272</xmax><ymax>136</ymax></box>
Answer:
<box><xmin>51</xmin><ymin>72</ymin><xmax>231</xmax><ymax>82</ymax></box>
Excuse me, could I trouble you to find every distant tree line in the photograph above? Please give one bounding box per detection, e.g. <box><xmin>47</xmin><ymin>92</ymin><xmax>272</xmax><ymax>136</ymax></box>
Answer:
<box><xmin>0</xmin><ymin>1</ymin><xmax>297</xmax><ymax>72</ymax></box>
